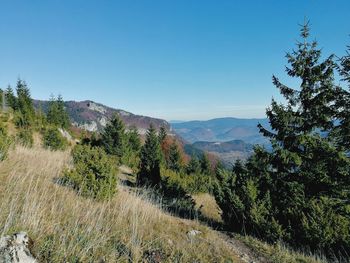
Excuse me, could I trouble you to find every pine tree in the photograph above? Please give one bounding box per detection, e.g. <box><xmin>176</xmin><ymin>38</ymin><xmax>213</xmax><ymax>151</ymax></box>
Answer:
<box><xmin>158</xmin><ymin>125</ymin><xmax>167</xmax><ymax>143</ymax></box>
<box><xmin>137</xmin><ymin>124</ymin><xmax>162</xmax><ymax>186</ymax></box>
<box><xmin>186</xmin><ymin>155</ymin><xmax>201</xmax><ymax>174</ymax></box>
<box><xmin>127</xmin><ymin>126</ymin><xmax>141</xmax><ymax>152</ymax></box>
<box><xmin>168</xmin><ymin>140</ymin><xmax>181</xmax><ymax>172</ymax></box>
<box><xmin>15</xmin><ymin>79</ymin><xmax>35</xmax><ymax>128</ymax></box>
<box><xmin>200</xmin><ymin>154</ymin><xmax>211</xmax><ymax>175</ymax></box>
<box><xmin>214</xmin><ymin>23</ymin><xmax>350</xmax><ymax>253</ymax></box>
<box><xmin>47</xmin><ymin>94</ymin><xmax>70</xmax><ymax>129</ymax></box>
<box><xmin>334</xmin><ymin>45</ymin><xmax>350</xmax><ymax>150</ymax></box>
<box><xmin>57</xmin><ymin>94</ymin><xmax>70</xmax><ymax>128</ymax></box>
<box><xmin>5</xmin><ymin>86</ymin><xmax>17</xmax><ymax>110</ymax></box>
<box><xmin>101</xmin><ymin>114</ymin><xmax>126</xmax><ymax>158</ymax></box>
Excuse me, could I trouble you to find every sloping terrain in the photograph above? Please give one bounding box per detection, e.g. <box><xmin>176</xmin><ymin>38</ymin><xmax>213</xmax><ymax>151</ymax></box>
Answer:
<box><xmin>0</xmin><ymin>146</ymin><xmax>244</xmax><ymax>262</ymax></box>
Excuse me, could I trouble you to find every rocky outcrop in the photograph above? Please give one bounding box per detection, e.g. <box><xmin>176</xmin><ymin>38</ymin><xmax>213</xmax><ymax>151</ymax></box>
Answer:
<box><xmin>0</xmin><ymin>232</ymin><xmax>36</xmax><ymax>263</ymax></box>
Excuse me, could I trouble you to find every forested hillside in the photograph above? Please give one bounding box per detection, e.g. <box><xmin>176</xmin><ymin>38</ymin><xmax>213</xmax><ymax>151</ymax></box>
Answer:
<box><xmin>0</xmin><ymin>22</ymin><xmax>349</xmax><ymax>263</ymax></box>
<box><xmin>33</xmin><ymin>99</ymin><xmax>170</xmax><ymax>133</ymax></box>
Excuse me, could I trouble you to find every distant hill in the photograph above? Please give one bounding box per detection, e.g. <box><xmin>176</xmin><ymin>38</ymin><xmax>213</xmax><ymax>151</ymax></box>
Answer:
<box><xmin>171</xmin><ymin>117</ymin><xmax>270</xmax><ymax>145</ymax></box>
<box><xmin>192</xmin><ymin>140</ymin><xmax>253</xmax><ymax>153</ymax></box>
<box><xmin>34</xmin><ymin>100</ymin><xmax>170</xmax><ymax>134</ymax></box>
<box><xmin>190</xmin><ymin>140</ymin><xmax>254</xmax><ymax>167</ymax></box>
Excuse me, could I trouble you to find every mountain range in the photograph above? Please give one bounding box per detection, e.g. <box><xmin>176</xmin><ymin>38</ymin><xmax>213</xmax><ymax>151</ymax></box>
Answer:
<box><xmin>171</xmin><ymin>117</ymin><xmax>270</xmax><ymax>145</ymax></box>
<box><xmin>34</xmin><ymin>100</ymin><xmax>170</xmax><ymax>134</ymax></box>
<box><xmin>34</xmin><ymin>100</ymin><xmax>270</xmax><ymax>164</ymax></box>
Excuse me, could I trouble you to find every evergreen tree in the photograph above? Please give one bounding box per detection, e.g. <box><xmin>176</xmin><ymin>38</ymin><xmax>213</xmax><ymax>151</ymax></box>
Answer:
<box><xmin>137</xmin><ymin>124</ymin><xmax>162</xmax><ymax>186</ymax></box>
<box><xmin>127</xmin><ymin>126</ymin><xmax>141</xmax><ymax>152</ymax></box>
<box><xmin>5</xmin><ymin>86</ymin><xmax>17</xmax><ymax>110</ymax></box>
<box><xmin>334</xmin><ymin>45</ymin><xmax>350</xmax><ymax>150</ymax></box>
<box><xmin>15</xmin><ymin>79</ymin><xmax>35</xmax><ymax>128</ymax></box>
<box><xmin>47</xmin><ymin>94</ymin><xmax>70</xmax><ymax>129</ymax></box>
<box><xmin>214</xmin><ymin>23</ymin><xmax>350</xmax><ymax>254</ymax></box>
<box><xmin>186</xmin><ymin>155</ymin><xmax>201</xmax><ymax>174</ymax></box>
<box><xmin>158</xmin><ymin>125</ymin><xmax>167</xmax><ymax>143</ymax></box>
<box><xmin>57</xmin><ymin>94</ymin><xmax>70</xmax><ymax>128</ymax></box>
<box><xmin>101</xmin><ymin>114</ymin><xmax>126</xmax><ymax>158</ymax></box>
<box><xmin>200</xmin><ymin>154</ymin><xmax>211</xmax><ymax>175</ymax></box>
<box><xmin>168</xmin><ymin>140</ymin><xmax>181</xmax><ymax>172</ymax></box>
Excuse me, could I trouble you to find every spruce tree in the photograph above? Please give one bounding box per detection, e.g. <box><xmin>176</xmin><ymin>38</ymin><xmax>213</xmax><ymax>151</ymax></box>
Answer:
<box><xmin>137</xmin><ymin>124</ymin><xmax>162</xmax><ymax>186</ymax></box>
<box><xmin>168</xmin><ymin>140</ymin><xmax>181</xmax><ymax>172</ymax></box>
<box><xmin>214</xmin><ymin>23</ymin><xmax>350</xmax><ymax>254</ymax></box>
<box><xmin>5</xmin><ymin>86</ymin><xmax>17</xmax><ymax>110</ymax></box>
<box><xmin>47</xmin><ymin>94</ymin><xmax>70</xmax><ymax>129</ymax></box>
<box><xmin>15</xmin><ymin>79</ymin><xmax>35</xmax><ymax>128</ymax></box>
<box><xmin>186</xmin><ymin>155</ymin><xmax>201</xmax><ymax>174</ymax></box>
<box><xmin>334</xmin><ymin>45</ymin><xmax>350</xmax><ymax>150</ymax></box>
<box><xmin>127</xmin><ymin>126</ymin><xmax>141</xmax><ymax>152</ymax></box>
<box><xmin>158</xmin><ymin>125</ymin><xmax>167</xmax><ymax>143</ymax></box>
<box><xmin>101</xmin><ymin>114</ymin><xmax>126</xmax><ymax>158</ymax></box>
<box><xmin>57</xmin><ymin>95</ymin><xmax>70</xmax><ymax>128</ymax></box>
<box><xmin>200</xmin><ymin>153</ymin><xmax>211</xmax><ymax>175</ymax></box>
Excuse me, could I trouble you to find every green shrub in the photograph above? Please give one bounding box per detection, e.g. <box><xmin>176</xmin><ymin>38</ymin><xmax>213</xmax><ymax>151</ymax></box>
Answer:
<box><xmin>63</xmin><ymin>145</ymin><xmax>118</xmax><ymax>200</ymax></box>
<box><xmin>162</xmin><ymin>168</ymin><xmax>213</xmax><ymax>194</ymax></box>
<box><xmin>160</xmin><ymin>174</ymin><xmax>197</xmax><ymax>219</ymax></box>
<box><xmin>43</xmin><ymin>127</ymin><xmax>68</xmax><ymax>151</ymax></box>
<box><xmin>0</xmin><ymin>122</ymin><xmax>11</xmax><ymax>161</ymax></box>
<box><xmin>301</xmin><ymin>197</ymin><xmax>350</xmax><ymax>251</ymax></box>
<box><xmin>16</xmin><ymin>128</ymin><xmax>33</xmax><ymax>147</ymax></box>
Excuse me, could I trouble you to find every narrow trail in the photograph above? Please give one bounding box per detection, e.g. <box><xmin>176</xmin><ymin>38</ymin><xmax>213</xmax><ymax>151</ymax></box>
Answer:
<box><xmin>217</xmin><ymin>231</ymin><xmax>270</xmax><ymax>263</ymax></box>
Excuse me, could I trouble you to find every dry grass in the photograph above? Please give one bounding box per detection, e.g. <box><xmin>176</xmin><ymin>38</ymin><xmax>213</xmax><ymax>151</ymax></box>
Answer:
<box><xmin>238</xmin><ymin>235</ymin><xmax>329</xmax><ymax>263</ymax></box>
<box><xmin>193</xmin><ymin>193</ymin><xmax>222</xmax><ymax>223</ymax></box>
<box><xmin>0</xmin><ymin>145</ymin><xmax>243</xmax><ymax>262</ymax></box>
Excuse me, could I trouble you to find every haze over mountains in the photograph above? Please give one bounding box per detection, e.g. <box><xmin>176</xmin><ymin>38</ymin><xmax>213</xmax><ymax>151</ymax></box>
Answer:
<box><xmin>34</xmin><ymin>99</ymin><xmax>270</xmax><ymax>165</ymax></box>
<box><xmin>171</xmin><ymin>117</ymin><xmax>270</xmax><ymax>145</ymax></box>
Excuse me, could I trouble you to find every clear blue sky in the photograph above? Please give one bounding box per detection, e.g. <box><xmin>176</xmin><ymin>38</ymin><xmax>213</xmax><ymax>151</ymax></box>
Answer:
<box><xmin>0</xmin><ymin>1</ymin><xmax>349</xmax><ymax>121</ymax></box>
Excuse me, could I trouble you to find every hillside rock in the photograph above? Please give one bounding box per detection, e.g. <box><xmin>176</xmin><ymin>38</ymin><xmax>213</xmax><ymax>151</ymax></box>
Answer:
<box><xmin>0</xmin><ymin>232</ymin><xmax>36</xmax><ymax>263</ymax></box>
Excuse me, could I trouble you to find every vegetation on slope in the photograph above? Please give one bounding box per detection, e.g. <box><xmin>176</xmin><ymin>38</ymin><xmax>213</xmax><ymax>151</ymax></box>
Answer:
<box><xmin>213</xmin><ymin>23</ymin><xmax>350</xmax><ymax>261</ymax></box>
<box><xmin>0</xmin><ymin>146</ymin><xmax>243</xmax><ymax>262</ymax></box>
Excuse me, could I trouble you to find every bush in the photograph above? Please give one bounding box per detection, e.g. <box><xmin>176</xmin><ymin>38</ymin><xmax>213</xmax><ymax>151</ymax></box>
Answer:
<box><xmin>162</xmin><ymin>168</ymin><xmax>213</xmax><ymax>194</ymax></box>
<box><xmin>43</xmin><ymin>127</ymin><xmax>68</xmax><ymax>151</ymax></box>
<box><xmin>0</xmin><ymin>122</ymin><xmax>11</xmax><ymax>161</ymax></box>
<box><xmin>62</xmin><ymin>145</ymin><xmax>118</xmax><ymax>200</ymax></box>
<box><xmin>16</xmin><ymin>128</ymin><xmax>33</xmax><ymax>147</ymax></box>
<box><xmin>159</xmin><ymin>174</ymin><xmax>197</xmax><ymax>219</ymax></box>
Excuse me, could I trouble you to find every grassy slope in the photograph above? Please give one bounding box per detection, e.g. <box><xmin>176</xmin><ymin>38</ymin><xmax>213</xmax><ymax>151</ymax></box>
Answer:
<box><xmin>0</xmin><ymin>146</ymin><xmax>243</xmax><ymax>262</ymax></box>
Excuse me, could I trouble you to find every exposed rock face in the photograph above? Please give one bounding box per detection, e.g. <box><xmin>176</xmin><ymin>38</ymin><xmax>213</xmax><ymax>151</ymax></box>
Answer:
<box><xmin>0</xmin><ymin>232</ymin><xmax>36</xmax><ymax>263</ymax></box>
<box><xmin>33</xmin><ymin>99</ymin><xmax>171</xmax><ymax>133</ymax></box>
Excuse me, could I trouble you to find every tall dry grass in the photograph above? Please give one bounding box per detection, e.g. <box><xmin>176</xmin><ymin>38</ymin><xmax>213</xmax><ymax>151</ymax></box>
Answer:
<box><xmin>0</xmin><ymin>146</ymin><xmax>242</xmax><ymax>262</ymax></box>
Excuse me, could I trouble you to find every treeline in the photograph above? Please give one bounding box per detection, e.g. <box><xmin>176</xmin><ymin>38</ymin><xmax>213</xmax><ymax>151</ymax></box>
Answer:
<box><xmin>65</xmin><ymin>113</ymin><xmax>216</xmax><ymax>215</ymax></box>
<box><xmin>0</xmin><ymin>80</ymin><xmax>71</xmax><ymax>150</ymax></box>
<box><xmin>213</xmin><ymin>24</ymin><xmax>350</xmax><ymax>258</ymax></box>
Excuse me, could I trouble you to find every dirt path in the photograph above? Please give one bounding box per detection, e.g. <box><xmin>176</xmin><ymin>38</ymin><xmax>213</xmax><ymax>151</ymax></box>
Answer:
<box><xmin>217</xmin><ymin>231</ymin><xmax>270</xmax><ymax>263</ymax></box>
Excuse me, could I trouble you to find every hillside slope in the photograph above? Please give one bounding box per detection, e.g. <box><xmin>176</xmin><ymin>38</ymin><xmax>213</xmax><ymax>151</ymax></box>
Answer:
<box><xmin>0</xmin><ymin>146</ymin><xmax>244</xmax><ymax>262</ymax></box>
<box><xmin>34</xmin><ymin>100</ymin><xmax>170</xmax><ymax>134</ymax></box>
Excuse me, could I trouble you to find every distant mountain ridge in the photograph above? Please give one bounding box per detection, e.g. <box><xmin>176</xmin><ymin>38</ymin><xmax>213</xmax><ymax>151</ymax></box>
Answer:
<box><xmin>192</xmin><ymin>140</ymin><xmax>253</xmax><ymax>153</ymax></box>
<box><xmin>171</xmin><ymin>117</ymin><xmax>270</xmax><ymax>145</ymax></box>
<box><xmin>189</xmin><ymin>139</ymin><xmax>254</xmax><ymax>167</ymax></box>
<box><xmin>34</xmin><ymin>100</ymin><xmax>170</xmax><ymax>134</ymax></box>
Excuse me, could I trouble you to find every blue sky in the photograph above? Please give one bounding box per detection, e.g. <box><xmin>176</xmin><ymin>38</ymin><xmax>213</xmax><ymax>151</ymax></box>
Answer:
<box><xmin>0</xmin><ymin>1</ymin><xmax>349</xmax><ymax>121</ymax></box>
